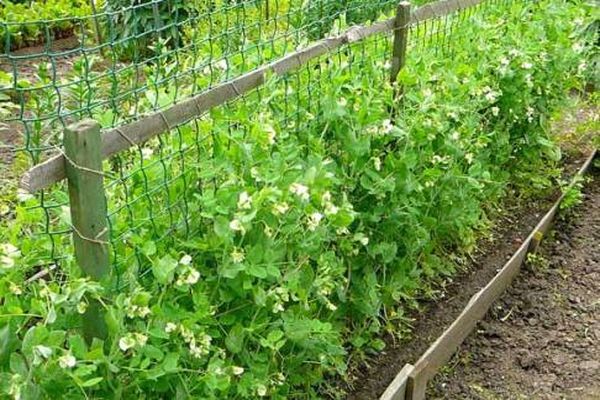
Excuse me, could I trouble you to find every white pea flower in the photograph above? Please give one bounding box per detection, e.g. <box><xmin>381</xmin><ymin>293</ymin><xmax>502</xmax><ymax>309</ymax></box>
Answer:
<box><xmin>272</xmin><ymin>302</ymin><xmax>285</xmax><ymax>313</ymax></box>
<box><xmin>525</xmin><ymin>74</ymin><xmax>534</xmax><ymax>88</ymax></box>
<box><xmin>465</xmin><ymin>153</ymin><xmax>474</xmax><ymax>164</ymax></box>
<box><xmin>229</xmin><ymin>219</ymin><xmax>245</xmax><ymax>233</ymax></box>
<box><xmin>9</xmin><ymin>283</ymin><xmax>22</xmax><ymax>295</ymax></box>
<box><xmin>526</xmin><ymin>106</ymin><xmax>535</xmax><ymax>123</ymax></box>
<box><xmin>272</xmin><ymin>202</ymin><xmax>289</xmax><ymax>215</ymax></box>
<box><xmin>232</xmin><ymin>366</ymin><xmax>245</xmax><ymax>375</ymax></box>
<box><xmin>134</xmin><ymin>333</ymin><xmax>148</xmax><ymax>347</ymax></box>
<box><xmin>265</xmin><ymin>125</ymin><xmax>277</xmax><ymax>145</ymax></box>
<box><xmin>180</xmin><ymin>326</ymin><xmax>195</xmax><ymax>343</ymax></box>
<box><xmin>1</xmin><ymin>243</ymin><xmax>20</xmax><ymax>257</ymax></box>
<box><xmin>324</xmin><ymin>203</ymin><xmax>339</xmax><ymax>216</ymax></box>
<box><xmin>337</xmin><ymin>97</ymin><xmax>347</xmax><ymax>107</ymax></box>
<box><xmin>179</xmin><ymin>254</ymin><xmax>192</xmax><ymax>266</ymax></box>
<box><xmin>381</xmin><ymin>119</ymin><xmax>393</xmax><ymax>134</ymax></box>
<box><xmin>572</xmin><ymin>42</ymin><xmax>584</xmax><ymax>53</ymax></box>
<box><xmin>257</xmin><ymin>384</ymin><xmax>268</xmax><ymax>397</ymax></box>
<box><xmin>491</xmin><ymin>107</ymin><xmax>500</xmax><ymax>116</ymax></box>
<box><xmin>231</xmin><ymin>248</ymin><xmax>245</xmax><ymax>264</ymax></box>
<box><xmin>307</xmin><ymin>212</ymin><xmax>324</xmax><ymax>231</ymax></box>
<box><xmin>119</xmin><ymin>335</ymin><xmax>137</xmax><ymax>352</ymax></box>
<box><xmin>137</xmin><ymin>307</ymin><xmax>151</xmax><ymax>318</ymax></box>
<box><xmin>77</xmin><ymin>301</ymin><xmax>87</xmax><ymax>314</ymax></box>
<box><xmin>336</xmin><ymin>227</ymin><xmax>350</xmax><ymax>235</ymax></box>
<box><xmin>521</xmin><ymin>61</ymin><xmax>533</xmax><ymax>70</ymax></box>
<box><xmin>58</xmin><ymin>354</ymin><xmax>77</xmax><ymax>369</ymax></box>
<box><xmin>215</xmin><ymin>59</ymin><xmax>228</xmax><ymax>71</ymax></box>
<box><xmin>141</xmin><ymin>147</ymin><xmax>154</xmax><ymax>159</ymax></box>
<box><xmin>35</xmin><ymin>345</ymin><xmax>53</xmax><ymax>359</ymax></box>
<box><xmin>237</xmin><ymin>191</ymin><xmax>252</xmax><ymax>210</ymax></box>
<box><xmin>326</xmin><ymin>301</ymin><xmax>338</xmax><ymax>311</ymax></box>
<box><xmin>500</xmin><ymin>57</ymin><xmax>510</xmax><ymax>66</ymax></box>
<box><xmin>373</xmin><ymin>156</ymin><xmax>382</xmax><ymax>172</ymax></box>
<box><xmin>250</xmin><ymin>167</ymin><xmax>262</xmax><ymax>182</ymax></box>
<box><xmin>289</xmin><ymin>183</ymin><xmax>310</xmax><ymax>201</ymax></box>
<box><xmin>185</xmin><ymin>269</ymin><xmax>200</xmax><ymax>285</ymax></box>
<box><xmin>165</xmin><ymin>322</ymin><xmax>178</xmax><ymax>334</ymax></box>
<box><xmin>263</xmin><ymin>225</ymin><xmax>274</xmax><ymax>238</ymax></box>
<box><xmin>451</xmin><ymin>131</ymin><xmax>460</xmax><ymax>141</ymax></box>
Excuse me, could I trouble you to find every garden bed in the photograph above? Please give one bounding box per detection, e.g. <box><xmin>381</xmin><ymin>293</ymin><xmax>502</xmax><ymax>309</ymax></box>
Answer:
<box><xmin>429</xmin><ymin>166</ymin><xmax>599</xmax><ymax>399</ymax></box>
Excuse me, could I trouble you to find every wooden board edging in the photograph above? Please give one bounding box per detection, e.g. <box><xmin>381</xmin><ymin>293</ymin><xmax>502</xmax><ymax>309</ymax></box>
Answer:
<box><xmin>380</xmin><ymin>364</ymin><xmax>415</xmax><ymax>400</ymax></box>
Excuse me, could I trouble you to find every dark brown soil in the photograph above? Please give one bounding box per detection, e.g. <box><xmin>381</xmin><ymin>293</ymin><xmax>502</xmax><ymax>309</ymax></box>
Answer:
<box><xmin>429</xmin><ymin>168</ymin><xmax>600</xmax><ymax>400</ymax></box>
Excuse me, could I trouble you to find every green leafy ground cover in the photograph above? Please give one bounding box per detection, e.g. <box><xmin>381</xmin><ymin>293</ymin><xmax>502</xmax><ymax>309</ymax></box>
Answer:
<box><xmin>0</xmin><ymin>0</ymin><xmax>597</xmax><ymax>398</ymax></box>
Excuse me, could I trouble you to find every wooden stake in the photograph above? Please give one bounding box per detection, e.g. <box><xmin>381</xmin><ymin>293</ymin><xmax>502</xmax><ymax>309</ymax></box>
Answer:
<box><xmin>64</xmin><ymin>119</ymin><xmax>110</xmax><ymax>342</ymax></box>
<box><xmin>390</xmin><ymin>1</ymin><xmax>411</xmax><ymax>86</ymax></box>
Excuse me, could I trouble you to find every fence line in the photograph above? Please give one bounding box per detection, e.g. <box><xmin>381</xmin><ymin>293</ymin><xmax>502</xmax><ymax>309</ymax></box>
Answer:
<box><xmin>19</xmin><ymin>0</ymin><xmax>485</xmax><ymax>194</ymax></box>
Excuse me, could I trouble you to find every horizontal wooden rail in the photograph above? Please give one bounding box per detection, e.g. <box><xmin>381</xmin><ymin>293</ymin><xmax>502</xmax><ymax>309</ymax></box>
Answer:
<box><xmin>20</xmin><ymin>0</ymin><xmax>484</xmax><ymax>193</ymax></box>
<box><xmin>380</xmin><ymin>150</ymin><xmax>598</xmax><ymax>400</ymax></box>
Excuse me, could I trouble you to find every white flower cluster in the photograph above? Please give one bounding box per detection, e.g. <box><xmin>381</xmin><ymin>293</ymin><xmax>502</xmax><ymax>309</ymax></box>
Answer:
<box><xmin>164</xmin><ymin>323</ymin><xmax>213</xmax><ymax>359</ymax></box>
<box><xmin>481</xmin><ymin>86</ymin><xmax>501</xmax><ymax>103</ymax></box>
<box><xmin>322</xmin><ymin>191</ymin><xmax>339</xmax><ymax>216</ymax></box>
<box><xmin>0</xmin><ymin>243</ymin><xmax>20</xmax><ymax>269</ymax></box>
<box><xmin>175</xmin><ymin>254</ymin><xmax>200</xmax><ymax>287</ymax></box>
<box><xmin>124</xmin><ymin>297</ymin><xmax>151</xmax><ymax>319</ymax></box>
<box><xmin>307</xmin><ymin>212</ymin><xmax>324</xmax><ymax>232</ymax></box>
<box><xmin>231</xmin><ymin>247</ymin><xmax>245</xmax><ymax>264</ymax></box>
<box><xmin>119</xmin><ymin>332</ymin><xmax>148</xmax><ymax>352</ymax></box>
<box><xmin>289</xmin><ymin>183</ymin><xmax>310</xmax><ymax>202</ymax></box>
<box><xmin>58</xmin><ymin>353</ymin><xmax>77</xmax><ymax>369</ymax></box>
<box><xmin>230</xmin><ymin>191</ymin><xmax>255</xmax><ymax>235</ymax></box>
<box><xmin>270</xmin><ymin>287</ymin><xmax>290</xmax><ymax>314</ymax></box>
<box><xmin>366</xmin><ymin>119</ymin><xmax>394</xmax><ymax>137</ymax></box>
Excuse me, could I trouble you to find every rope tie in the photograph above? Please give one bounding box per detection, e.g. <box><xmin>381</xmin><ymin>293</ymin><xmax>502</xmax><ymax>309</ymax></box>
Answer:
<box><xmin>71</xmin><ymin>224</ymin><xmax>110</xmax><ymax>246</ymax></box>
<box><xmin>115</xmin><ymin>127</ymin><xmax>136</xmax><ymax>146</ymax></box>
<box><xmin>58</xmin><ymin>147</ymin><xmax>110</xmax><ymax>178</ymax></box>
<box><xmin>158</xmin><ymin>111</ymin><xmax>172</xmax><ymax>131</ymax></box>
<box><xmin>230</xmin><ymin>81</ymin><xmax>242</xmax><ymax>97</ymax></box>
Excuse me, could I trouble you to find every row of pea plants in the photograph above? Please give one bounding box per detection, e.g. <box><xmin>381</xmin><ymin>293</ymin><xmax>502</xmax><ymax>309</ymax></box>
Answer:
<box><xmin>0</xmin><ymin>0</ymin><xmax>596</xmax><ymax>398</ymax></box>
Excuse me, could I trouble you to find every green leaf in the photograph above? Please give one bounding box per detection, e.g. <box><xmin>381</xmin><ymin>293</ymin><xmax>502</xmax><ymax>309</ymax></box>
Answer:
<box><xmin>247</xmin><ymin>264</ymin><xmax>267</xmax><ymax>279</ymax></box>
<box><xmin>81</xmin><ymin>377</ymin><xmax>103</xmax><ymax>387</ymax></box>
<box><xmin>225</xmin><ymin>324</ymin><xmax>245</xmax><ymax>354</ymax></box>
<box><xmin>142</xmin><ymin>241</ymin><xmax>157</xmax><ymax>256</ymax></box>
<box><xmin>152</xmin><ymin>255</ymin><xmax>178</xmax><ymax>284</ymax></box>
<box><xmin>161</xmin><ymin>353</ymin><xmax>179</xmax><ymax>372</ymax></box>
<box><xmin>9</xmin><ymin>352</ymin><xmax>28</xmax><ymax>375</ymax></box>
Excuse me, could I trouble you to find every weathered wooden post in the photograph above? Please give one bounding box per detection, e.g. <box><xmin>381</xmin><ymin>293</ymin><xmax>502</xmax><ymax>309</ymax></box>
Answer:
<box><xmin>390</xmin><ymin>1</ymin><xmax>411</xmax><ymax>110</ymax></box>
<box><xmin>63</xmin><ymin>119</ymin><xmax>110</xmax><ymax>343</ymax></box>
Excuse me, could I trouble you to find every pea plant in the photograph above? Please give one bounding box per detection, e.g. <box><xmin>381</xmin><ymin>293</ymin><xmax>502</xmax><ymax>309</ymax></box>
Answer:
<box><xmin>0</xmin><ymin>0</ymin><xmax>595</xmax><ymax>399</ymax></box>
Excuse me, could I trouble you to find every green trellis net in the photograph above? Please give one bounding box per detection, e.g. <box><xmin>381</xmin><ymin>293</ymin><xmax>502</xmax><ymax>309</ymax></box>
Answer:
<box><xmin>0</xmin><ymin>0</ymin><xmax>494</xmax><ymax>285</ymax></box>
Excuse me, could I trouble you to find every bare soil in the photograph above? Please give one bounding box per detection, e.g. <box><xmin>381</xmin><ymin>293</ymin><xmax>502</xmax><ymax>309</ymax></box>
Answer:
<box><xmin>430</xmin><ymin>168</ymin><xmax>600</xmax><ymax>400</ymax></box>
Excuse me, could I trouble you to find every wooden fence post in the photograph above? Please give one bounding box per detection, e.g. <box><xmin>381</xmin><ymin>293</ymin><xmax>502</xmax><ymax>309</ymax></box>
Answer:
<box><xmin>64</xmin><ymin>119</ymin><xmax>110</xmax><ymax>343</ymax></box>
<box><xmin>390</xmin><ymin>1</ymin><xmax>411</xmax><ymax>104</ymax></box>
